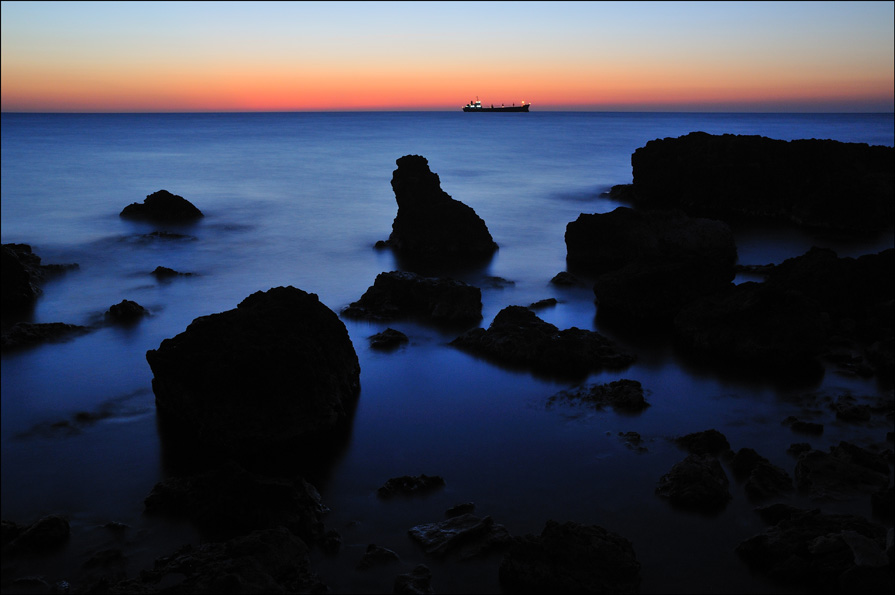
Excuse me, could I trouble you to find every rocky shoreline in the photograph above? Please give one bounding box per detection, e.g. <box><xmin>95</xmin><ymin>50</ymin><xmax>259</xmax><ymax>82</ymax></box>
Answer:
<box><xmin>2</xmin><ymin>135</ymin><xmax>893</xmax><ymax>593</ymax></box>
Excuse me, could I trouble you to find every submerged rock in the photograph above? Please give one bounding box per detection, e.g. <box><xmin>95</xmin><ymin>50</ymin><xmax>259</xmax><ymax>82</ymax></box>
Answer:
<box><xmin>342</xmin><ymin>271</ymin><xmax>482</xmax><ymax>324</ymax></box>
<box><xmin>369</xmin><ymin>327</ymin><xmax>409</xmax><ymax>350</ymax></box>
<box><xmin>499</xmin><ymin>520</ymin><xmax>641</xmax><ymax>594</ymax></box>
<box><xmin>146</xmin><ymin>286</ymin><xmax>360</xmax><ymax>457</ymax></box>
<box><xmin>377</xmin><ymin>474</ymin><xmax>445</xmax><ymax>498</ymax></box>
<box><xmin>120</xmin><ymin>189</ymin><xmax>203</xmax><ymax>222</ymax></box>
<box><xmin>1</xmin><ymin>322</ymin><xmax>89</xmax><ymax>352</ymax></box>
<box><xmin>450</xmin><ymin>305</ymin><xmax>635</xmax><ymax>378</ymax></box>
<box><xmin>625</xmin><ymin>131</ymin><xmax>895</xmax><ymax>233</ymax></box>
<box><xmin>382</xmin><ymin>155</ymin><xmax>497</xmax><ymax>264</ymax></box>
<box><xmin>547</xmin><ymin>379</ymin><xmax>649</xmax><ymax>413</ymax></box>
<box><xmin>105</xmin><ymin>299</ymin><xmax>149</xmax><ymax>323</ymax></box>
<box><xmin>408</xmin><ymin>513</ymin><xmax>513</xmax><ymax>560</ymax></box>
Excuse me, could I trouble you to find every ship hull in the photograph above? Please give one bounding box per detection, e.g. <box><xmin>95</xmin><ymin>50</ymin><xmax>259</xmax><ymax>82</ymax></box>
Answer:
<box><xmin>462</xmin><ymin>104</ymin><xmax>530</xmax><ymax>112</ymax></box>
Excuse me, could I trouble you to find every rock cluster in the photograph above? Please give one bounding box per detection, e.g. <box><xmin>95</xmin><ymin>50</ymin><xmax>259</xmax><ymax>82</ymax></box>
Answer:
<box><xmin>624</xmin><ymin>131</ymin><xmax>894</xmax><ymax>233</ymax></box>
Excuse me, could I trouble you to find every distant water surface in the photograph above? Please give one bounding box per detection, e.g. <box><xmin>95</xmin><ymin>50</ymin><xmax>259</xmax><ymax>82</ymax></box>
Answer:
<box><xmin>2</xmin><ymin>111</ymin><xmax>893</xmax><ymax>594</ymax></box>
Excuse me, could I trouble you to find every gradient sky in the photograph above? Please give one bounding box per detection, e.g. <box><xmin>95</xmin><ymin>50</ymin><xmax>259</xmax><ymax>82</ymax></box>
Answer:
<box><xmin>2</xmin><ymin>1</ymin><xmax>893</xmax><ymax>112</ymax></box>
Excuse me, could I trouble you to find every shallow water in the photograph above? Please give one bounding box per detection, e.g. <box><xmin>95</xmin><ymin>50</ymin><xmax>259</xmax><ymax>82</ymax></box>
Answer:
<box><xmin>2</xmin><ymin>111</ymin><xmax>893</xmax><ymax>593</ymax></box>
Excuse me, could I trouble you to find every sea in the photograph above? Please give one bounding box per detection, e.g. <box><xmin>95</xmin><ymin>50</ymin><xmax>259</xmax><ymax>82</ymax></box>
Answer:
<box><xmin>2</xmin><ymin>111</ymin><xmax>893</xmax><ymax>594</ymax></box>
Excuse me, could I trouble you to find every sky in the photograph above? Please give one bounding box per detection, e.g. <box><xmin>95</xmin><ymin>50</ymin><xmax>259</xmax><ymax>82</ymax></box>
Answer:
<box><xmin>1</xmin><ymin>1</ymin><xmax>893</xmax><ymax>112</ymax></box>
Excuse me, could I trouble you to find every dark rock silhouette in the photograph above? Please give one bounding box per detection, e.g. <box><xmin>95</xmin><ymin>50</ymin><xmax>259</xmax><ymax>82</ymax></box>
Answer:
<box><xmin>146</xmin><ymin>286</ymin><xmax>360</xmax><ymax>458</ymax></box>
<box><xmin>547</xmin><ymin>379</ymin><xmax>649</xmax><ymax>413</ymax></box>
<box><xmin>144</xmin><ymin>460</ymin><xmax>328</xmax><ymax>544</ymax></box>
<box><xmin>377</xmin><ymin>474</ymin><xmax>445</xmax><ymax>499</ymax></box>
<box><xmin>105</xmin><ymin>299</ymin><xmax>149</xmax><ymax>324</ymax></box>
<box><xmin>736</xmin><ymin>506</ymin><xmax>892</xmax><ymax>594</ymax></box>
<box><xmin>673</xmin><ymin>429</ymin><xmax>732</xmax><ymax>456</ymax></box>
<box><xmin>356</xmin><ymin>543</ymin><xmax>401</xmax><ymax>570</ymax></box>
<box><xmin>151</xmin><ymin>266</ymin><xmax>193</xmax><ymax>279</ymax></box>
<box><xmin>1</xmin><ymin>322</ymin><xmax>89</xmax><ymax>352</ymax></box>
<box><xmin>793</xmin><ymin>441</ymin><xmax>890</xmax><ymax>500</ymax></box>
<box><xmin>394</xmin><ymin>565</ymin><xmax>434</xmax><ymax>594</ymax></box>
<box><xmin>451</xmin><ymin>305</ymin><xmax>635</xmax><ymax>378</ymax></box>
<box><xmin>369</xmin><ymin>327</ymin><xmax>409</xmax><ymax>350</ymax></box>
<box><xmin>2</xmin><ymin>243</ymin><xmax>78</xmax><ymax>315</ymax></box>
<box><xmin>89</xmin><ymin>527</ymin><xmax>326</xmax><ymax>594</ymax></box>
<box><xmin>729</xmin><ymin>448</ymin><xmax>794</xmax><ymax>501</ymax></box>
<box><xmin>1</xmin><ymin>515</ymin><xmax>70</xmax><ymax>556</ymax></box>
<box><xmin>342</xmin><ymin>271</ymin><xmax>482</xmax><ymax>324</ymax></box>
<box><xmin>565</xmin><ymin>207</ymin><xmax>737</xmax><ymax>324</ymax></box>
<box><xmin>381</xmin><ymin>155</ymin><xmax>497</xmax><ymax>263</ymax></box>
<box><xmin>656</xmin><ymin>454</ymin><xmax>731</xmax><ymax>513</ymax></box>
<box><xmin>623</xmin><ymin>131</ymin><xmax>895</xmax><ymax>233</ymax></box>
<box><xmin>408</xmin><ymin>513</ymin><xmax>513</xmax><ymax>559</ymax></box>
<box><xmin>120</xmin><ymin>189</ymin><xmax>204</xmax><ymax>222</ymax></box>
<box><xmin>499</xmin><ymin>520</ymin><xmax>641</xmax><ymax>594</ymax></box>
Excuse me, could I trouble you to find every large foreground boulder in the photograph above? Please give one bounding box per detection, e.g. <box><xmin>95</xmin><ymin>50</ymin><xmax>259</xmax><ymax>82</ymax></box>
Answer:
<box><xmin>341</xmin><ymin>270</ymin><xmax>482</xmax><ymax>324</ymax></box>
<box><xmin>120</xmin><ymin>189</ymin><xmax>204</xmax><ymax>222</ymax></box>
<box><xmin>499</xmin><ymin>520</ymin><xmax>641</xmax><ymax>594</ymax></box>
<box><xmin>146</xmin><ymin>286</ymin><xmax>360</xmax><ymax>456</ymax></box>
<box><xmin>382</xmin><ymin>155</ymin><xmax>497</xmax><ymax>263</ymax></box>
<box><xmin>450</xmin><ymin>305</ymin><xmax>635</xmax><ymax>378</ymax></box>
<box><xmin>625</xmin><ymin>132</ymin><xmax>895</xmax><ymax>233</ymax></box>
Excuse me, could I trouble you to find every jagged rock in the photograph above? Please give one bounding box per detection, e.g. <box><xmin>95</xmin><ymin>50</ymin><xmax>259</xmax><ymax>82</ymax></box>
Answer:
<box><xmin>833</xmin><ymin>395</ymin><xmax>872</xmax><ymax>422</ymax></box>
<box><xmin>394</xmin><ymin>564</ymin><xmax>435</xmax><ymax>594</ymax></box>
<box><xmin>89</xmin><ymin>527</ymin><xmax>326</xmax><ymax>594</ymax></box>
<box><xmin>528</xmin><ymin>298</ymin><xmax>557</xmax><ymax>310</ymax></box>
<box><xmin>673</xmin><ymin>429</ymin><xmax>731</xmax><ymax>456</ymax></box>
<box><xmin>730</xmin><ymin>448</ymin><xmax>794</xmax><ymax>501</ymax></box>
<box><xmin>794</xmin><ymin>441</ymin><xmax>890</xmax><ymax>500</ymax></box>
<box><xmin>547</xmin><ymin>379</ymin><xmax>649</xmax><ymax>413</ymax></box>
<box><xmin>408</xmin><ymin>513</ymin><xmax>512</xmax><ymax>559</ymax></box>
<box><xmin>445</xmin><ymin>502</ymin><xmax>476</xmax><ymax>518</ymax></box>
<box><xmin>357</xmin><ymin>543</ymin><xmax>400</xmax><ymax>570</ymax></box>
<box><xmin>144</xmin><ymin>460</ymin><xmax>328</xmax><ymax>545</ymax></box>
<box><xmin>151</xmin><ymin>266</ymin><xmax>193</xmax><ymax>279</ymax></box>
<box><xmin>382</xmin><ymin>155</ymin><xmax>497</xmax><ymax>263</ymax></box>
<box><xmin>736</xmin><ymin>506</ymin><xmax>893</xmax><ymax>594</ymax></box>
<box><xmin>377</xmin><ymin>474</ymin><xmax>445</xmax><ymax>498</ymax></box>
<box><xmin>1</xmin><ymin>515</ymin><xmax>70</xmax><ymax>556</ymax></box>
<box><xmin>499</xmin><ymin>520</ymin><xmax>641</xmax><ymax>594</ymax></box>
<box><xmin>119</xmin><ymin>189</ymin><xmax>203</xmax><ymax>222</ymax></box>
<box><xmin>146</xmin><ymin>286</ymin><xmax>360</xmax><ymax>457</ymax></box>
<box><xmin>625</xmin><ymin>131</ymin><xmax>895</xmax><ymax>233</ymax></box>
<box><xmin>783</xmin><ymin>416</ymin><xmax>825</xmax><ymax>435</ymax></box>
<box><xmin>342</xmin><ymin>271</ymin><xmax>482</xmax><ymax>324</ymax></box>
<box><xmin>656</xmin><ymin>454</ymin><xmax>731</xmax><ymax>513</ymax></box>
<box><xmin>369</xmin><ymin>328</ymin><xmax>409</xmax><ymax>350</ymax></box>
<box><xmin>105</xmin><ymin>299</ymin><xmax>149</xmax><ymax>323</ymax></box>
<box><xmin>1</xmin><ymin>322</ymin><xmax>89</xmax><ymax>352</ymax></box>
<box><xmin>450</xmin><ymin>305</ymin><xmax>635</xmax><ymax>378</ymax></box>
<box><xmin>550</xmin><ymin>271</ymin><xmax>582</xmax><ymax>286</ymax></box>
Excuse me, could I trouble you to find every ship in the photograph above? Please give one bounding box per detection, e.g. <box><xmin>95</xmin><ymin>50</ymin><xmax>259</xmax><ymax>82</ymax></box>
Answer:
<box><xmin>462</xmin><ymin>98</ymin><xmax>530</xmax><ymax>112</ymax></box>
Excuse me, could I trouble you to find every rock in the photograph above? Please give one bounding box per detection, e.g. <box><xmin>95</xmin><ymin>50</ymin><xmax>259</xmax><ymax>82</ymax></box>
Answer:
<box><xmin>377</xmin><ymin>474</ymin><xmax>445</xmax><ymax>499</ymax></box>
<box><xmin>394</xmin><ymin>564</ymin><xmax>434</xmax><ymax>594</ymax></box>
<box><xmin>736</xmin><ymin>506</ymin><xmax>893</xmax><ymax>594</ymax></box>
<box><xmin>783</xmin><ymin>416</ymin><xmax>825</xmax><ymax>435</ymax></box>
<box><xmin>119</xmin><ymin>189</ymin><xmax>203</xmax><ymax>222</ymax></box>
<box><xmin>1</xmin><ymin>322</ymin><xmax>89</xmax><ymax>352</ymax></box>
<box><xmin>357</xmin><ymin>543</ymin><xmax>401</xmax><ymax>570</ymax></box>
<box><xmin>2</xmin><ymin>243</ymin><xmax>77</xmax><ymax>315</ymax></box>
<box><xmin>146</xmin><ymin>286</ymin><xmax>360</xmax><ymax>457</ymax></box>
<box><xmin>151</xmin><ymin>266</ymin><xmax>193</xmax><ymax>279</ymax></box>
<box><xmin>1</xmin><ymin>515</ymin><xmax>70</xmax><ymax>556</ymax></box>
<box><xmin>656</xmin><ymin>454</ymin><xmax>731</xmax><ymax>513</ymax></box>
<box><xmin>382</xmin><ymin>155</ymin><xmax>497</xmax><ymax>264</ymax></box>
<box><xmin>794</xmin><ymin>441</ymin><xmax>890</xmax><ymax>500</ymax></box>
<box><xmin>528</xmin><ymin>298</ymin><xmax>557</xmax><ymax>310</ymax></box>
<box><xmin>445</xmin><ymin>502</ymin><xmax>476</xmax><ymax>518</ymax></box>
<box><xmin>342</xmin><ymin>271</ymin><xmax>482</xmax><ymax>324</ymax></box>
<box><xmin>626</xmin><ymin>131</ymin><xmax>895</xmax><ymax>233</ymax></box>
<box><xmin>498</xmin><ymin>520</ymin><xmax>641</xmax><ymax>594</ymax></box>
<box><xmin>871</xmin><ymin>486</ymin><xmax>893</xmax><ymax>522</ymax></box>
<box><xmin>730</xmin><ymin>448</ymin><xmax>794</xmax><ymax>501</ymax></box>
<box><xmin>547</xmin><ymin>379</ymin><xmax>649</xmax><ymax>413</ymax></box>
<box><xmin>369</xmin><ymin>328</ymin><xmax>409</xmax><ymax>350</ymax></box>
<box><xmin>550</xmin><ymin>271</ymin><xmax>582</xmax><ymax>286</ymax></box>
<box><xmin>673</xmin><ymin>429</ymin><xmax>731</xmax><ymax>456</ymax></box>
<box><xmin>833</xmin><ymin>395</ymin><xmax>872</xmax><ymax>422</ymax></box>
<box><xmin>91</xmin><ymin>527</ymin><xmax>326</xmax><ymax>594</ymax></box>
<box><xmin>144</xmin><ymin>460</ymin><xmax>328</xmax><ymax>545</ymax></box>
<box><xmin>450</xmin><ymin>305</ymin><xmax>635</xmax><ymax>378</ymax></box>
<box><xmin>105</xmin><ymin>299</ymin><xmax>149</xmax><ymax>323</ymax></box>
<box><xmin>674</xmin><ymin>281</ymin><xmax>827</xmax><ymax>369</ymax></box>
<box><xmin>408</xmin><ymin>513</ymin><xmax>513</xmax><ymax>559</ymax></box>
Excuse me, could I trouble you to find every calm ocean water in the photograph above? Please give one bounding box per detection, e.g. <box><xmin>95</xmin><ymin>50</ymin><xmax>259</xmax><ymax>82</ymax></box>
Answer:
<box><xmin>2</xmin><ymin>111</ymin><xmax>893</xmax><ymax>593</ymax></box>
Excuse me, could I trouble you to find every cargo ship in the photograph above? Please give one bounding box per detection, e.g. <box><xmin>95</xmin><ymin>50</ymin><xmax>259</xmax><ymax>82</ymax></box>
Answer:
<box><xmin>462</xmin><ymin>98</ymin><xmax>530</xmax><ymax>112</ymax></box>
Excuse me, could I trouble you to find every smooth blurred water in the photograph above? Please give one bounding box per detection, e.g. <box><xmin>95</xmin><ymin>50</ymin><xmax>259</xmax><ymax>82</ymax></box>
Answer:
<box><xmin>2</xmin><ymin>111</ymin><xmax>893</xmax><ymax>593</ymax></box>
